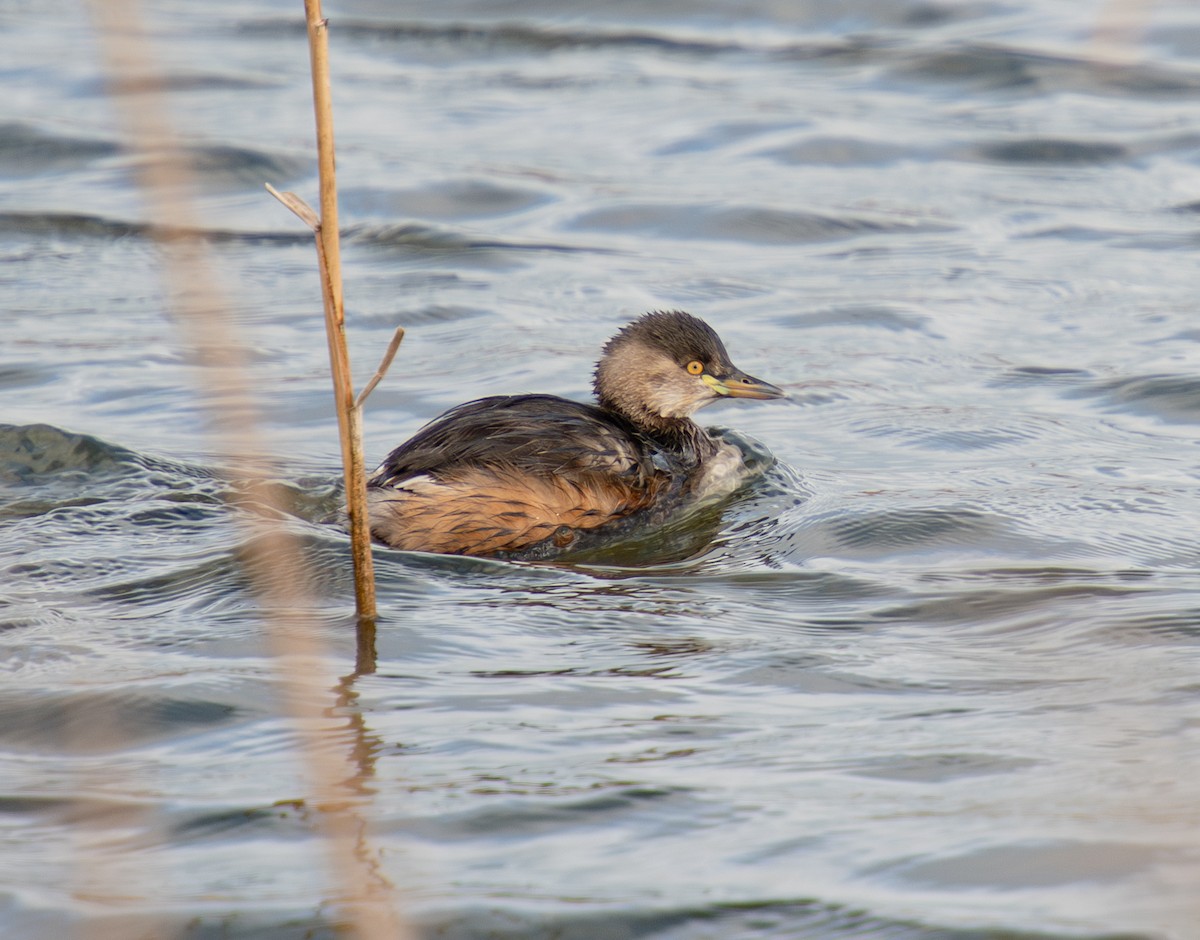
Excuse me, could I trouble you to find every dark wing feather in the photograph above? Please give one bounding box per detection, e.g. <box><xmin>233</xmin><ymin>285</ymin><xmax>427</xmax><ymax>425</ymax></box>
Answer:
<box><xmin>369</xmin><ymin>395</ymin><xmax>655</xmax><ymax>487</ymax></box>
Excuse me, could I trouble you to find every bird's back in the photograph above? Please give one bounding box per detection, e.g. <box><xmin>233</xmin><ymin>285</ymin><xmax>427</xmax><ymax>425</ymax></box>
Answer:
<box><xmin>366</xmin><ymin>395</ymin><xmax>672</xmax><ymax>557</ymax></box>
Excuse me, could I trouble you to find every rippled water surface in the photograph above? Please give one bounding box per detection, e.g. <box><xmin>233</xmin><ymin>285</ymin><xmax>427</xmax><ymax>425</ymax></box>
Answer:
<box><xmin>4</xmin><ymin>0</ymin><xmax>1200</xmax><ymax>937</ymax></box>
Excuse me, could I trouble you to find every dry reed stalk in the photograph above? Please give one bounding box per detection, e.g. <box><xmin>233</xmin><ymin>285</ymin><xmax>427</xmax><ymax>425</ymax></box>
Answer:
<box><xmin>357</xmin><ymin>325</ymin><xmax>407</xmax><ymax>411</ymax></box>
<box><xmin>296</xmin><ymin>0</ymin><xmax>379</xmax><ymax>623</ymax></box>
<box><xmin>264</xmin><ymin>182</ymin><xmax>406</xmax><ymax>627</ymax></box>
<box><xmin>83</xmin><ymin>1</ymin><xmax>411</xmax><ymax>938</ymax></box>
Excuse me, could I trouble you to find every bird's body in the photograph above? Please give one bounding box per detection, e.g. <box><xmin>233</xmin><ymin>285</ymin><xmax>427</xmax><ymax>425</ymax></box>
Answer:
<box><xmin>366</xmin><ymin>311</ymin><xmax>783</xmax><ymax>559</ymax></box>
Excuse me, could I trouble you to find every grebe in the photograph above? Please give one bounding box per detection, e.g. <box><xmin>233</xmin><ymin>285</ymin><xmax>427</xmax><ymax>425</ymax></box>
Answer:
<box><xmin>366</xmin><ymin>310</ymin><xmax>783</xmax><ymax>559</ymax></box>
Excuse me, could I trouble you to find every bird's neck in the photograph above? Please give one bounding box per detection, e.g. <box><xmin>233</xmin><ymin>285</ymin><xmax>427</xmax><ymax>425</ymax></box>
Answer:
<box><xmin>598</xmin><ymin>395</ymin><xmax>716</xmax><ymax>465</ymax></box>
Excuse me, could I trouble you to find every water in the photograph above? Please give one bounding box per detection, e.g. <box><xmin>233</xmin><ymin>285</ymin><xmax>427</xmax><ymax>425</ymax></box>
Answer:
<box><xmin>3</xmin><ymin>0</ymin><xmax>1200</xmax><ymax>937</ymax></box>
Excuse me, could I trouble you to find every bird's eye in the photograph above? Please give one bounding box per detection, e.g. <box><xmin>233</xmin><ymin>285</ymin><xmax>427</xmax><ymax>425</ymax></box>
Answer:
<box><xmin>686</xmin><ymin>360</ymin><xmax>704</xmax><ymax>375</ymax></box>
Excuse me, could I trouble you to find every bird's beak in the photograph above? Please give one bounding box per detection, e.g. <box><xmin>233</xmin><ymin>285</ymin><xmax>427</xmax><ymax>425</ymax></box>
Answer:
<box><xmin>702</xmin><ymin>369</ymin><xmax>786</xmax><ymax>400</ymax></box>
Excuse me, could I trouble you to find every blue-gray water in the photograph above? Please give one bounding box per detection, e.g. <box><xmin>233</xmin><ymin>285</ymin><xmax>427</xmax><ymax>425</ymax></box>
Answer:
<box><xmin>4</xmin><ymin>0</ymin><xmax>1200</xmax><ymax>937</ymax></box>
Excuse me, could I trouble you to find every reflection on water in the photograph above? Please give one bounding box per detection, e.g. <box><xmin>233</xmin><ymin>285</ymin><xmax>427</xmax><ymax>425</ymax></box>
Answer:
<box><xmin>4</xmin><ymin>0</ymin><xmax>1200</xmax><ymax>938</ymax></box>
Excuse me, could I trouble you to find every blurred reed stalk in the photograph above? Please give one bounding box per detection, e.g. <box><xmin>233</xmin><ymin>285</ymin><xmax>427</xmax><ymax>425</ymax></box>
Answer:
<box><xmin>83</xmin><ymin>1</ymin><xmax>411</xmax><ymax>937</ymax></box>
<box><xmin>1093</xmin><ymin>0</ymin><xmax>1155</xmax><ymax>63</ymax></box>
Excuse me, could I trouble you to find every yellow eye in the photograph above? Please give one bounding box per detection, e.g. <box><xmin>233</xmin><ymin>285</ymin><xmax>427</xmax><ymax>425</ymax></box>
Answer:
<box><xmin>686</xmin><ymin>360</ymin><xmax>704</xmax><ymax>375</ymax></box>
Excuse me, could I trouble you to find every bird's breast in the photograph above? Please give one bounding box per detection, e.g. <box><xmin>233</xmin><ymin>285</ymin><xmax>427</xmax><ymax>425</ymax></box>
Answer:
<box><xmin>689</xmin><ymin>439</ymin><xmax>752</xmax><ymax>503</ymax></box>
